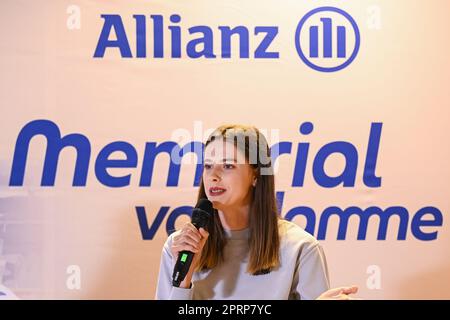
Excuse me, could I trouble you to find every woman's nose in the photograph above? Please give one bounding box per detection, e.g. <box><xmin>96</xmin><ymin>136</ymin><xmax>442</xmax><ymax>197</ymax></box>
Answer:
<box><xmin>210</xmin><ymin>166</ymin><xmax>222</xmax><ymax>181</ymax></box>
<box><xmin>211</xmin><ymin>172</ymin><xmax>221</xmax><ymax>182</ymax></box>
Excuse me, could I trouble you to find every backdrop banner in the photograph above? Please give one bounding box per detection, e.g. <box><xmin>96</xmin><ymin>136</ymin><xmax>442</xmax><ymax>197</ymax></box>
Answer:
<box><xmin>0</xmin><ymin>0</ymin><xmax>448</xmax><ymax>299</ymax></box>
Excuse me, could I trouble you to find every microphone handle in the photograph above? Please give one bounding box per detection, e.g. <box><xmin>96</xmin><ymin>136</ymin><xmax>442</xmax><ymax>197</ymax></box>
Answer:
<box><xmin>172</xmin><ymin>221</ymin><xmax>203</xmax><ymax>287</ymax></box>
<box><xmin>172</xmin><ymin>249</ymin><xmax>195</xmax><ymax>287</ymax></box>
<box><xmin>171</xmin><ymin>206</ymin><xmax>210</xmax><ymax>287</ymax></box>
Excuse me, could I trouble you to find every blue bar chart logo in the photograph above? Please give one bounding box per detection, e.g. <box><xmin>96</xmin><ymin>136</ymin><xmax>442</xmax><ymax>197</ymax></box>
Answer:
<box><xmin>295</xmin><ymin>7</ymin><xmax>360</xmax><ymax>72</ymax></box>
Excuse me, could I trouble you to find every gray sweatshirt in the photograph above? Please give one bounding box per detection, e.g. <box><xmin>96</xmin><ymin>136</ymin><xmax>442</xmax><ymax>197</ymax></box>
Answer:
<box><xmin>155</xmin><ymin>219</ymin><xmax>330</xmax><ymax>300</ymax></box>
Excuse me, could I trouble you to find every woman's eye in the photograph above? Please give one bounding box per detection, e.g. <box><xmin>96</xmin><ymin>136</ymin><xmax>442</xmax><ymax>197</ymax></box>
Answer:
<box><xmin>204</xmin><ymin>164</ymin><xmax>212</xmax><ymax>169</ymax></box>
<box><xmin>224</xmin><ymin>164</ymin><xmax>235</xmax><ymax>169</ymax></box>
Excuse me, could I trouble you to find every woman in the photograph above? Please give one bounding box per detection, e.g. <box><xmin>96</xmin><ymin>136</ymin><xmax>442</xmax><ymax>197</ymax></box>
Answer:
<box><xmin>156</xmin><ymin>124</ymin><xmax>358</xmax><ymax>300</ymax></box>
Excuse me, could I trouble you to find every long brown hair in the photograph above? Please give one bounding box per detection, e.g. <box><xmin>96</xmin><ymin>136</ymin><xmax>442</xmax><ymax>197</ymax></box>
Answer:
<box><xmin>196</xmin><ymin>124</ymin><xmax>280</xmax><ymax>275</ymax></box>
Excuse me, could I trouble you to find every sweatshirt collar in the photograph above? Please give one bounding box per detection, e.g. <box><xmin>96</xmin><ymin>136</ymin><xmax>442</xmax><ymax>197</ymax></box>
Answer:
<box><xmin>224</xmin><ymin>227</ymin><xmax>250</xmax><ymax>240</ymax></box>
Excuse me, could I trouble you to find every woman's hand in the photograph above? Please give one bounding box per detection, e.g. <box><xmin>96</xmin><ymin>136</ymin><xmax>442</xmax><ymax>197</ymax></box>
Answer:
<box><xmin>317</xmin><ymin>286</ymin><xmax>360</xmax><ymax>300</ymax></box>
<box><xmin>170</xmin><ymin>223</ymin><xmax>209</xmax><ymax>288</ymax></box>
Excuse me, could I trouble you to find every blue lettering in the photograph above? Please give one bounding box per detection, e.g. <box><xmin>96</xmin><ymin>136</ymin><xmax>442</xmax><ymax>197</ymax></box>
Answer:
<box><xmin>94</xmin><ymin>15</ymin><xmax>132</xmax><ymax>58</ymax></box>
<box><xmin>411</xmin><ymin>207</ymin><xmax>443</xmax><ymax>241</ymax></box>
<box><xmin>317</xmin><ymin>206</ymin><xmax>409</xmax><ymax>240</ymax></box>
<box><xmin>95</xmin><ymin>141</ymin><xmax>138</xmax><ymax>187</ymax></box>
<box><xmin>254</xmin><ymin>26</ymin><xmax>279</xmax><ymax>58</ymax></box>
<box><xmin>187</xmin><ymin>26</ymin><xmax>216</xmax><ymax>58</ymax></box>
<box><xmin>136</xmin><ymin>205</ymin><xmax>193</xmax><ymax>239</ymax></box>
<box><xmin>219</xmin><ymin>26</ymin><xmax>249</xmax><ymax>58</ymax></box>
<box><xmin>169</xmin><ymin>14</ymin><xmax>181</xmax><ymax>58</ymax></box>
<box><xmin>313</xmin><ymin>142</ymin><xmax>358</xmax><ymax>187</ymax></box>
<box><xmin>10</xmin><ymin>119</ymin><xmax>90</xmax><ymax>187</ymax></box>
<box><xmin>363</xmin><ymin>123</ymin><xmax>382</xmax><ymax>187</ymax></box>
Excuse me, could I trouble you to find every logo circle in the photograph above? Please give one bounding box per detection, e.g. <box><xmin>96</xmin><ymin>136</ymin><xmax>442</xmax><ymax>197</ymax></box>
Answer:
<box><xmin>295</xmin><ymin>6</ymin><xmax>361</xmax><ymax>72</ymax></box>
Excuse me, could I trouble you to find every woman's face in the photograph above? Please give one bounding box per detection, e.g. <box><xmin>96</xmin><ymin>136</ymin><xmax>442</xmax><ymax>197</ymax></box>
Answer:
<box><xmin>203</xmin><ymin>139</ymin><xmax>256</xmax><ymax>211</ymax></box>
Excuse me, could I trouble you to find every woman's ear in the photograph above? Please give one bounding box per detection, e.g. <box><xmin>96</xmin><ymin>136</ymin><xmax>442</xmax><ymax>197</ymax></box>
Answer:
<box><xmin>252</xmin><ymin>168</ymin><xmax>259</xmax><ymax>187</ymax></box>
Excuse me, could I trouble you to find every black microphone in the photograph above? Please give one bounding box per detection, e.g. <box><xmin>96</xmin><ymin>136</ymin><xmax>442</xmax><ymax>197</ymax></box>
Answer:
<box><xmin>172</xmin><ymin>198</ymin><xmax>213</xmax><ymax>287</ymax></box>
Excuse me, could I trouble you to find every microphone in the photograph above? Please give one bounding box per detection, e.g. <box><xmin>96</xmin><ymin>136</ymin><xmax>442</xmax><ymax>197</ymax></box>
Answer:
<box><xmin>172</xmin><ymin>198</ymin><xmax>213</xmax><ymax>287</ymax></box>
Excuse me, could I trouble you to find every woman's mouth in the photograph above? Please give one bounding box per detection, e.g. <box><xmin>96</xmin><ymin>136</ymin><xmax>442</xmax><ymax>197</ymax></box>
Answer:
<box><xmin>209</xmin><ymin>187</ymin><xmax>227</xmax><ymax>196</ymax></box>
